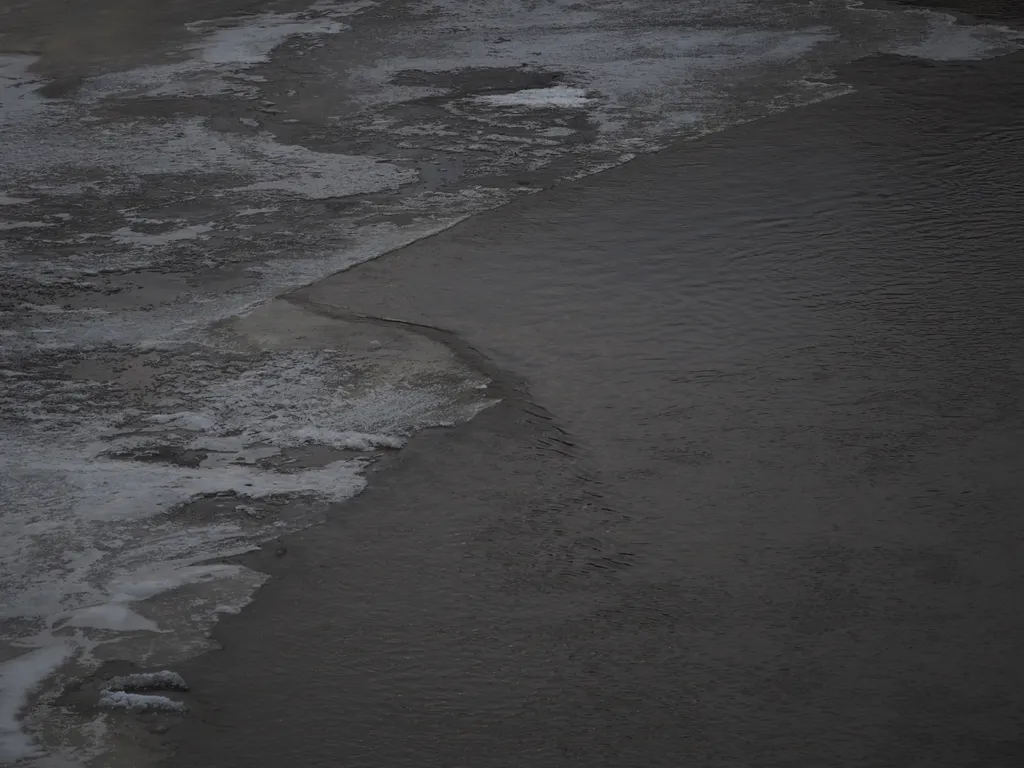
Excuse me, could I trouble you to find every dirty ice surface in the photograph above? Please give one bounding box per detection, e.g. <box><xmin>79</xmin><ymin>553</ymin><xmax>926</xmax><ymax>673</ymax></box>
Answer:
<box><xmin>1</xmin><ymin>0</ymin><xmax>1022</xmax><ymax>764</ymax></box>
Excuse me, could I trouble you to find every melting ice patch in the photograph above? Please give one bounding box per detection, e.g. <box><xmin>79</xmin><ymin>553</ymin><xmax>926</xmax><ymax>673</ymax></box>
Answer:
<box><xmin>110</xmin><ymin>224</ymin><xmax>214</xmax><ymax>247</ymax></box>
<box><xmin>0</xmin><ymin>221</ymin><xmax>55</xmax><ymax>230</ymax></box>
<box><xmin>1</xmin><ymin>343</ymin><xmax>489</xmax><ymax>626</ymax></box>
<box><xmin>80</xmin><ymin>9</ymin><xmax>351</xmax><ymax>99</ymax></box>
<box><xmin>475</xmin><ymin>86</ymin><xmax>593</xmax><ymax>108</ymax></box>
<box><xmin>0</xmin><ymin>339</ymin><xmax>492</xmax><ymax>763</ymax></box>
<box><xmin>2</xmin><ymin>112</ymin><xmax>414</xmax><ymax>198</ymax></box>
<box><xmin>76</xmin><ymin>0</ymin><xmax>383</xmax><ymax>100</ymax></box>
<box><xmin>1</xmin><ymin>48</ymin><xmax>413</xmax><ymax>205</ymax></box>
<box><xmin>97</xmin><ymin>692</ymin><xmax>186</xmax><ymax>714</ymax></box>
<box><xmin>353</xmin><ymin>0</ymin><xmax>1023</xmax><ymax>157</ymax></box>
<box><xmin>187</xmin><ymin>14</ymin><xmax>345</xmax><ymax>65</ymax></box>
<box><xmin>0</xmin><ymin>645</ymin><xmax>73</xmax><ymax>764</ymax></box>
<box><xmin>886</xmin><ymin>11</ymin><xmax>1024</xmax><ymax>60</ymax></box>
<box><xmin>104</xmin><ymin>671</ymin><xmax>188</xmax><ymax>692</ymax></box>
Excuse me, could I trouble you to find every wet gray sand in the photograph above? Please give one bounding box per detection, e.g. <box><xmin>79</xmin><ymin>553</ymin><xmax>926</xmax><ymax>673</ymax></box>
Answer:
<box><xmin>161</xmin><ymin>43</ymin><xmax>1024</xmax><ymax>768</ymax></box>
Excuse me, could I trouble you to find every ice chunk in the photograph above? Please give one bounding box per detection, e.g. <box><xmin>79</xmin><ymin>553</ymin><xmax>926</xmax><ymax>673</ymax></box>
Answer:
<box><xmin>98</xmin><ymin>691</ymin><xmax>187</xmax><ymax>713</ymax></box>
<box><xmin>104</xmin><ymin>671</ymin><xmax>188</xmax><ymax>692</ymax></box>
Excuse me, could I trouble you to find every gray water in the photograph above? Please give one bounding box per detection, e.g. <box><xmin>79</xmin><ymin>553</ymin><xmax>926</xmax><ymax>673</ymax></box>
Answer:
<box><xmin>164</xmin><ymin>50</ymin><xmax>1024</xmax><ymax>768</ymax></box>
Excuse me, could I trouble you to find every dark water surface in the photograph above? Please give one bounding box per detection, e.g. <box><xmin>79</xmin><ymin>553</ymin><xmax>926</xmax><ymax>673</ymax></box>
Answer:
<box><xmin>165</xmin><ymin>52</ymin><xmax>1024</xmax><ymax>768</ymax></box>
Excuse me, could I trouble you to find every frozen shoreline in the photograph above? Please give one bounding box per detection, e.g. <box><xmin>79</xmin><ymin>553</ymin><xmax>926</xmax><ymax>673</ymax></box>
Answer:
<box><xmin>160</xmin><ymin>43</ymin><xmax>1024</xmax><ymax>767</ymax></box>
<box><xmin>2</xmin><ymin>0</ymin><xmax>1022</xmax><ymax>764</ymax></box>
